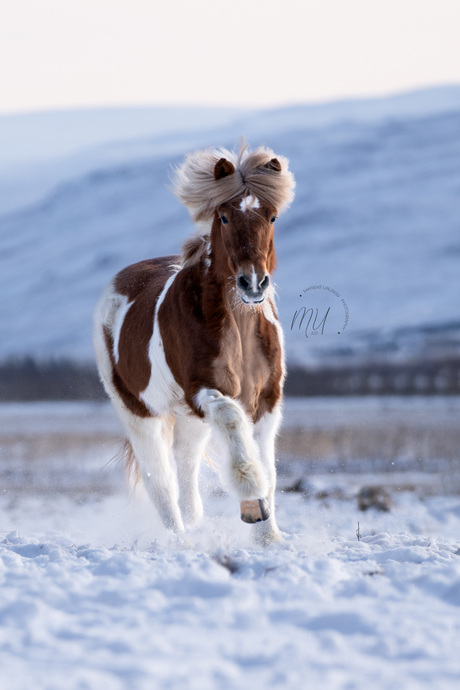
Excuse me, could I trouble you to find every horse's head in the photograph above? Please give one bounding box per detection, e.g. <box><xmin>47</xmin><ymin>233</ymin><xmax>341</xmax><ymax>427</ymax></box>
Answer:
<box><xmin>213</xmin><ymin>156</ymin><xmax>281</xmax><ymax>306</ymax></box>
<box><xmin>173</xmin><ymin>142</ymin><xmax>295</xmax><ymax>306</ymax></box>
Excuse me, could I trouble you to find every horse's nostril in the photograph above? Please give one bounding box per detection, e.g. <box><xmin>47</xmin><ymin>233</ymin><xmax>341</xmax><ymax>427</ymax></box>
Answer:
<box><xmin>237</xmin><ymin>274</ymin><xmax>250</xmax><ymax>291</ymax></box>
<box><xmin>259</xmin><ymin>274</ymin><xmax>270</xmax><ymax>291</ymax></box>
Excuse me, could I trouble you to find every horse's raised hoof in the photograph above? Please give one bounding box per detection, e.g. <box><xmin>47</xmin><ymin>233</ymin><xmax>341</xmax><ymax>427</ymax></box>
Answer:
<box><xmin>240</xmin><ymin>498</ymin><xmax>270</xmax><ymax>523</ymax></box>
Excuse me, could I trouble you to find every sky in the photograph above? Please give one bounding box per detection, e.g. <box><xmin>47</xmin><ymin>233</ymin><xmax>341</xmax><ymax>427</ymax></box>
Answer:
<box><xmin>1</xmin><ymin>0</ymin><xmax>460</xmax><ymax>114</ymax></box>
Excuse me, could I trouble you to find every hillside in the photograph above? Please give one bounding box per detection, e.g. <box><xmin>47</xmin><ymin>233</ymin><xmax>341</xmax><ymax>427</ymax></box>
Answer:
<box><xmin>1</xmin><ymin>87</ymin><xmax>459</xmax><ymax>371</ymax></box>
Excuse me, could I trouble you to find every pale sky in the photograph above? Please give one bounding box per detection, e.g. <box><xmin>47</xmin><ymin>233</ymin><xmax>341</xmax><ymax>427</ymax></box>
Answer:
<box><xmin>1</xmin><ymin>0</ymin><xmax>460</xmax><ymax>114</ymax></box>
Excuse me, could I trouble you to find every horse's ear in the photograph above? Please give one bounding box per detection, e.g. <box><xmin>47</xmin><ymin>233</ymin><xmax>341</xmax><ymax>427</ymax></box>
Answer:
<box><xmin>264</xmin><ymin>158</ymin><xmax>282</xmax><ymax>172</ymax></box>
<box><xmin>214</xmin><ymin>158</ymin><xmax>235</xmax><ymax>181</ymax></box>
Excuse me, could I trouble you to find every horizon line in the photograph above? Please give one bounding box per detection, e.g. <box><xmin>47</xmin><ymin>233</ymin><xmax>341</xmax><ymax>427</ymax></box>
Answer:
<box><xmin>1</xmin><ymin>82</ymin><xmax>459</xmax><ymax>119</ymax></box>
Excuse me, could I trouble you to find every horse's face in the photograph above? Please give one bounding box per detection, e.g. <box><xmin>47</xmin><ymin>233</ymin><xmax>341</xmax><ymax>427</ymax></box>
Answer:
<box><xmin>213</xmin><ymin>157</ymin><xmax>281</xmax><ymax>306</ymax></box>
<box><xmin>216</xmin><ymin>198</ymin><xmax>277</xmax><ymax>305</ymax></box>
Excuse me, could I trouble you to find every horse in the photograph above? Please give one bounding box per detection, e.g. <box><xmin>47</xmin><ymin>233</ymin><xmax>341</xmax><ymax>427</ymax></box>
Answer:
<box><xmin>93</xmin><ymin>142</ymin><xmax>295</xmax><ymax>544</ymax></box>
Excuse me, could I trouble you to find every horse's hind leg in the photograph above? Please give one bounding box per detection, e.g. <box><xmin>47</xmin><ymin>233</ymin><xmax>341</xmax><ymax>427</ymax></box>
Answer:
<box><xmin>195</xmin><ymin>389</ymin><xmax>268</xmax><ymax>518</ymax></box>
<box><xmin>119</xmin><ymin>407</ymin><xmax>185</xmax><ymax>533</ymax></box>
<box><xmin>93</xmin><ymin>297</ymin><xmax>183</xmax><ymax>533</ymax></box>
<box><xmin>173</xmin><ymin>415</ymin><xmax>210</xmax><ymax>527</ymax></box>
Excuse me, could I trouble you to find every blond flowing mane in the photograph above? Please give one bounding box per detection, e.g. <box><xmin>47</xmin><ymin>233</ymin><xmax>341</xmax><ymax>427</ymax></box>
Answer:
<box><xmin>172</xmin><ymin>141</ymin><xmax>295</xmax><ymax>223</ymax></box>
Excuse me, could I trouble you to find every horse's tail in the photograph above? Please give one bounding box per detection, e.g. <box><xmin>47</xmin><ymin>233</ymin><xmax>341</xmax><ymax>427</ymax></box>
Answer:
<box><xmin>116</xmin><ymin>438</ymin><xmax>142</xmax><ymax>491</ymax></box>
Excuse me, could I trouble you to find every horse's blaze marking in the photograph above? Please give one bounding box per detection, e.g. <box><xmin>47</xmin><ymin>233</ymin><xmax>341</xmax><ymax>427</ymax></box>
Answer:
<box><xmin>251</xmin><ymin>265</ymin><xmax>257</xmax><ymax>292</ymax></box>
<box><xmin>93</xmin><ymin>142</ymin><xmax>295</xmax><ymax>538</ymax></box>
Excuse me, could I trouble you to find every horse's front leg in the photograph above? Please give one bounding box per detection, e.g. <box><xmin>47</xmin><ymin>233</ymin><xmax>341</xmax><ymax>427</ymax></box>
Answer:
<box><xmin>195</xmin><ymin>389</ymin><xmax>269</xmax><ymax>522</ymax></box>
<box><xmin>173</xmin><ymin>415</ymin><xmax>210</xmax><ymax>527</ymax></box>
<box><xmin>253</xmin><ymin>405</ymin><xmax>282</xmax><ymax>545</ymax></box>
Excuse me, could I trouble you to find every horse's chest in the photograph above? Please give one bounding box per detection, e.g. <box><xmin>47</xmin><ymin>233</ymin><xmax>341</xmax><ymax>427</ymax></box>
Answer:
<box><xmin>213</xmin><ymin>318</ymin><xmax>274</xmax><ymax>414</ymax></box>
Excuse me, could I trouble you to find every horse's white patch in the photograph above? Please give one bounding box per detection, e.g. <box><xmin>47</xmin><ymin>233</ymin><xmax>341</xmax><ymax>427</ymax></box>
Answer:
<box><xmin>140</xmin><ymin>271</ymin><xmax>185</xmax><ymax>415</ymax></box>
<box><xmin>112</xmin><ymin>295</ymin><xmax>134</xmax><ymax>363</ymax></box>
<box><xmin>263</xmin><ymin>291</ymin><xmax>286</xmax><ymax>378</ymax></box>
<box><xmin>93</xmin><ymin>281</ymin><xmax>119</xmax><ymax>400</ymax></box>
<box><xmin>239</xmin><ymin>195</ymin><xmax>260</xmax><ymax>212</ymax></box>
<box><xmin>93</xmin><ymin>281</ymin><xmax>132</xmax><ymax>367</ymax></box>
<box><xmin>262</xmin><ymin>290</ymin><xmax>276</xmax><ymax>325</ymax></box>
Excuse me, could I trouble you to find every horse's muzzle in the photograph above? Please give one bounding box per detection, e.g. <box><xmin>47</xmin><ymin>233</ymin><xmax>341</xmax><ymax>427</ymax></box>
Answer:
<box><xmin>236</xmin><ymin>271</ymin><xmax>270</xmax><ymax>304</ymax></box>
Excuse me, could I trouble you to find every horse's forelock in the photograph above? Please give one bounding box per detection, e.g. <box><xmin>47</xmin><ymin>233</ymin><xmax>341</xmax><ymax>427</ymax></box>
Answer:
<box><xmin>172</xmin><ymin>143</ymin><xmax>295</xmax><ymax>225</ymax></box>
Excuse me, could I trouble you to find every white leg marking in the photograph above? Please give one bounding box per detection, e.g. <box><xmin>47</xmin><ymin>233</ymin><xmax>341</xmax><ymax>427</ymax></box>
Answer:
<box><xmin>173</xmin><ymin>415</ymin><xmax>210</xmax><ymax>526</ymax></box>
<box><xmin>117</xmin><ymin>404</ymin><xmax>184</xmax><ymax>533</ymax></box>
<box><xmin>195</xmin><ymin>389</ymin><xmax>268</xmax><ymax>500</ymax></box>
<box><xmin>253</xmin><ymin>405</ymin><xmax>283</xmax><ymax>544</ymax></box>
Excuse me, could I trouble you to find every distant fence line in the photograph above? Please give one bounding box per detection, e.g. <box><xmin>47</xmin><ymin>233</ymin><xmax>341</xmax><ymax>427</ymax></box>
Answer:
<box><xmin>286</xmin><ymin>359</ymin><xmax>460</xmax><ymax>396</ymax></box>
<box><xmin>0</xmin><ymin>357</ymin><xmax>459</xmax><ymax>401</ymax></box>
<box><xmin>0</xmin><ymin>358</ymin><xmax>106</xmax><ymax>402</ymax></box>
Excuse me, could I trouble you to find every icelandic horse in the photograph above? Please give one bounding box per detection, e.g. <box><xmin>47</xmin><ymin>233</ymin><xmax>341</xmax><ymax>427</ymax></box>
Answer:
<box><xmin>93</xmin><ymin>142</ymin><xmax>295</xmax><ymax>544</ymax></box>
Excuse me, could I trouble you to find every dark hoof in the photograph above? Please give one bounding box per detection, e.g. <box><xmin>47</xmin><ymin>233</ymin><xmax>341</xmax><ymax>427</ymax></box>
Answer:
<box><xmin>240</xmin><ymin>498</ymin><xmax>270</xmax><ymax>523</ymax></box>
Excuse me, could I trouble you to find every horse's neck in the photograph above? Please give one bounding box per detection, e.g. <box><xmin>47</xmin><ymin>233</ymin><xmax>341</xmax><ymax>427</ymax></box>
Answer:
<box><xmin>200</xmin><ymin>263</ymin><xmax>256</xmax><ymax>337</ymax></box>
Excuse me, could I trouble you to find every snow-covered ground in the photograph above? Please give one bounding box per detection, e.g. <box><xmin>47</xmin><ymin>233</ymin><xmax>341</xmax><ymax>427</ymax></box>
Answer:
<box><xmin>1</xmin><ymin>400</ymin><xmax>460</xmax><ymax>689</ymax></box>
<box><xmin>1</xmin><ymin>85</ymin><xmax>460</xmax><ymax>367</ymax></box>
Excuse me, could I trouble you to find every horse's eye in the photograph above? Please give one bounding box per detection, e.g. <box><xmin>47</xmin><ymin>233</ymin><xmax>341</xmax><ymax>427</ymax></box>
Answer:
<box><xmin>270</xmin><ymin>216</ymin><xmax>277</xmax><ymax>224</ymax></box>
<box><xmin>221</xmin><ymin>215</ymin><xmax>229</xmax><ymax>225</ymax></box>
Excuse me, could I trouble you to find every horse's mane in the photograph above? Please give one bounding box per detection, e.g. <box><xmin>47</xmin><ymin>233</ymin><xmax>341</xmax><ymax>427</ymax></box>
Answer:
<box><xmin>172</xmin><ymin>141</ymin><xmax>295</xmax><ymax>224</ymax></box>
<box><xmin>180</xmin><ymin>232</ymin><xmax>210</xmax><ymax>268</ymax></box>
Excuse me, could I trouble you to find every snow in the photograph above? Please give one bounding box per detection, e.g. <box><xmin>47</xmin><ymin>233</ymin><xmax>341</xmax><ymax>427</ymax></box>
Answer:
<box><xmin>2</xmin><ymin>488</ymin><xmax>460</xmax><ymax>689</ymax></box>
<box><xmin>1</xmin><ymin>400</ymin><xmax>460</xmax><ymax>689</ymax></box>
<box><xmin>1</xmin><ymin>85</ymin><xmax>460</xmax><ymax>367</ymax></box>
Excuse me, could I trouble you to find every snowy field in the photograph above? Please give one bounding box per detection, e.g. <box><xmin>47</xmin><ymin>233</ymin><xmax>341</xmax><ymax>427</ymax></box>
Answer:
<box><xmin>1</xmin><ymin>399</ymin><xmax>460</xmax><ymax>690</ymax></box>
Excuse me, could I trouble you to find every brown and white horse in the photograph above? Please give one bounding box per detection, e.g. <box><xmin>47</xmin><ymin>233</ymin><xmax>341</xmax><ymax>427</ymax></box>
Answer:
<box><xmin>93</xmin><ymin>142</ymin><xmax>295</xmax><ymax>544</ymax></box>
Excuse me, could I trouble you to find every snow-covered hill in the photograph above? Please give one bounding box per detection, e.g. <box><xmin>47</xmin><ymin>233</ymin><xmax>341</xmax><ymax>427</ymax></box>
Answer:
<box><xmin>1</xmin><ymin>86</ymin><xmax>460</xmax><ymax>367</ymax></box>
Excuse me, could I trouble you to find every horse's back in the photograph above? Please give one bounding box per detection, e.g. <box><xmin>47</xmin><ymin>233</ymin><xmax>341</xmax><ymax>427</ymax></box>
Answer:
<box><xmin>113</xmin><ymin>256</ymin><xmax>180</xmax><ymax>302</ymax></box>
